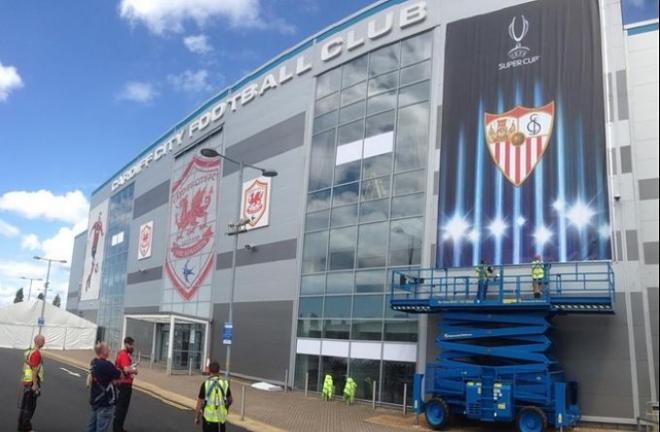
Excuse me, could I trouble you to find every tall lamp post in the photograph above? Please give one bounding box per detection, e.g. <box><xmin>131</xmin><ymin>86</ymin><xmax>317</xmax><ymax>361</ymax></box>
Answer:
<box><xmin>200</xmin><ymin>147</ymin><xmax>277</xmax><ymax>380</ymax></box>
<box><xmin>20</xmin><ymin>276</ymin><xmax>43</xmax><ymax>301</ymax></box>
<box><xmin>33</xmin><ymin>256</ymin><xmax>67</xmax><ymax>335</ymax></box>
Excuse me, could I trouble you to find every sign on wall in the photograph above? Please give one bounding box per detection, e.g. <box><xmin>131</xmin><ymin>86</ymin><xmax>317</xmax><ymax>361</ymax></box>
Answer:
<box><xmin>164</xmin><ymin>155</ymin><xmax>221</xmax><ymax>301</ymax></box>
<box><xmin>436</xmin><ymin>0</ymin><xmax>611</xmax><ymax>267</ymax></box>
<box><xmin>137</xmin><ymin>221</ymin><xmax>153</xmax><ymax>260</ymax></box>
<box><xmin>240</xmin><ymin>176</ymin><xmax>272</xmax><ymax>230</ymax></box>
<box><xmin>80</xmin><ymin>200</ymin><xmax>109</xmax><ymax>301</ymax></box>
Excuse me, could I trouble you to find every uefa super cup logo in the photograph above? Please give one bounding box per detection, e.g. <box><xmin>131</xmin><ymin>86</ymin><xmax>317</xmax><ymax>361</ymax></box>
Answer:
<box><xmin>507</xmin><ymin>15</ymin><xmax>530</xmax><ymax>59</ymax></box>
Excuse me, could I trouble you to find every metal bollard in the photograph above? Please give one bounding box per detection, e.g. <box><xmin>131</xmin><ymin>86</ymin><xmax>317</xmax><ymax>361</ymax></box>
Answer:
<box><xmin>304</xmin><ymin>372</ymin><xmax>309</xmax><ymax>397</ymax></box>
<box><xmin>188</xmin><ymin>360</ymin><xmax>193</xmax><ymax>376</ymax></box>
<box><xmin>240</xmin><ymin>385</ymin><xmax>246</xmax><ymax>421</ymax></box>
<box><xmin>403</xmin><ymin>383</ymin><xmax>408</xmax><ymax>416</ymax></box>
<box><xmin>372</xmin><ymin>382</ymin><xmax>377</xmax><ymax>410</ymax></box>
<box><xmin>284</xmin><ymin>369</ymin><xmax>289</xmax><ymax>393</ymax></box>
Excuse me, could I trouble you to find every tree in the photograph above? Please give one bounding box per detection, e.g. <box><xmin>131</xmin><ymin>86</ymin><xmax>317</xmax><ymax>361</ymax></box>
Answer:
<box><xmin>14</xmin><ymin>288</ymin><xmax>24</xmax><ymax>303</ymax></box>
<box><xmin>53</xmin><ymin>294</ymin><xmax>61</xmax><ymax>308</ymax></box>
<box><xmin>37</xmin><ymin>292</ymin><xmax>44</xmax><ymax>301</ymax></box>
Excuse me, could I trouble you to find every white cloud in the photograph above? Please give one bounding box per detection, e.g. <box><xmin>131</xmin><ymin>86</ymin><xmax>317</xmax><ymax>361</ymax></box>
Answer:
<box><xmin>0</xmin><ymin>262</ymin><xmax>69</xmax><ymax>307</ymax></box>
<box><xmin>117</xmin><ymin>81</ymin><xmax>158</xmax><ymax>103</ymax></box>
<box><xmin>168</xmin><ymin>69</ymin><xmax>213</xmax><ymax>93</ymax></box>
<box><xmin>0</xmin><ymin>189</ymin><xmax>89</xmax><ymax>225</ymax></box>
<box><xmin>41</xmin><ymin>222</ymin><xmax>87</xmax><ymax>265</ymax></box>
<box><xmin>0</xmin><ymin>62</ymin><xmax>23</xmax><ymax>102</ymax></box>
<box><xmin>0</xmin><ymin>218</ymin><xmax>20</xmax><ymax>238</ymax></box>
<box><xmin>184</xmin><ymin>34</ymin><xmax>213</xmax><ymax>54</ymax></box>
<box><xmin>119</xmin><ymin>0</ymin><xmax>295</xmax><ymax>35</ymax></box>
<box><xmin>21</xmin><ymin>234</ymin><xmax>41</xmax><ymax>251</ymax></box>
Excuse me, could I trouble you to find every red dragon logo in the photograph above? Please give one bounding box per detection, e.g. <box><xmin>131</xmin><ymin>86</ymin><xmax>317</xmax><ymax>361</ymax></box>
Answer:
<box><xmin>175</xmin><ymin>186</ymin><xmax>213</xmax><ymax>239</ymax></box>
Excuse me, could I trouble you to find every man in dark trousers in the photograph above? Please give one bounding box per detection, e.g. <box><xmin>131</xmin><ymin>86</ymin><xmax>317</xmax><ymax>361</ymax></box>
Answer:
<box><xmin>194</xmin><ymin>361</ymin><xmax>232</xmax><ymax>432</ymax></box>
<box><xmin>87</xmin><ymin>342</ymin><xmax>121</xmax><ymax>432</ymax></box>
<box><xmin>114</xmin><ymin>337</ymin><xmax>138</xmax><ymax>432</ymax></box>
<box><xmin>18</xmin><ymin>334</ymin><xmax>45</xmax><ymax>432</ymax></box>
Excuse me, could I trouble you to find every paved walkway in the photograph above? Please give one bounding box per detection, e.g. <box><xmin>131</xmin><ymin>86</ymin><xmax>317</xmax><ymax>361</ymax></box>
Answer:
<box><xmin>43</xmin><ymin>349</ymin><xmax>622</xmax><ymax>432</ymax></box>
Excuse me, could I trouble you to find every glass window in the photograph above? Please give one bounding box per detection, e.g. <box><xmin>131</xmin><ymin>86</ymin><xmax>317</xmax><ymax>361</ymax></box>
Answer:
<box><xmin>317</xmin><ymin>67</ymin><xmax>341</xmax><ymax>98</ymax></box>
<box><xmin>400</xmin><ymin>60</ymin><xmax>431</xmax><ymax>86</ymax></box>
<box><xmin>315</xmin><ymin>92</ymin><xmax>339</xmax><ymax>116</ymax></box>
<box><xmin>297</xmin><ymin>319</ymin><xmax>323</xmax><ymax>338</ymax></box>
<box><xmin>359</xmin><ymin>198</ymin><xmax>389</xmax><ymax>223</ymax></box>
<box><xmin>342</xmin><ymin>55</ymin><xmax>368</xmax><ymax>87</ymax></box>
<box><xmin>302</xmin><ymin>232</ymin><xmax>328</xmax><ymax>273</ymax></box>
<box><xmin>307</xmin><ymin>189</ymin><xmax>331</xmax><ymax>212</ymax></box>
<box><xmin>391</xmin><ymin>193</ymin><xmax>425</xmax><ymax>218</ymax></box>
<box><xmin>341</xmin><ymin>81</ymin><xmax>367</xmax><ymax>106</ymax></box>
<box><xmin>369</xmin><ymin>43</ymin><xmax>399</xmax><ymax>76</ymax></box>
<box><xmin>353</xmin><ymin>295</ymin><xmax>384</xmax><ymax>318</ymax></box>
<box><xmin>357</xmin><ymin>222</ymin><xmax>388</xmax><ymax>268</ymax></box>
<box><xmin>305</xmin><ymin>209</ymin><xmax>330</xmax><ymax>232</ymax></box>
<box><xmin>398</xmin><ymin>81</ymin><xmax>430</xmax><ymax>107</ymax></box>
<box><xmin>367</xmin><ymin>90</ymin><xmax>397</xmax><ymax>115</ymax></box>
<box><xmin>384</xmin><ymin>320</ymin><xmax>418</xmax><ymax>342</ymax></box>
<box><xmin>323</xmin><ymin>295</ymin><xmax>352</xmax><ymax>318</ymax></box>
<box><xmin>363</xmin><ymin>153</ymin><xmax>392</xmax><ymax>179</ymax></box>
<box><xmin>309</xmin><ymin>130</ymin><xmax>336</xmax><ymax>191</ymax></box>
<box><xmin>332</xmin><ymin>182</ymin><xmax>359</xmax><ymax>206</ymax></box>
<box><xmin>301</xmin><ymin>274</ymin><xmax>325</xmax><ymax>295</ymax></box>
<box><xmin>395</xmin><ymin>102</ymin><xmax>429</xmax><ymax>172</ymax></box>
<box><xmin>338</xmin><ymin>120</ymin><xmax>364</xmax><ymax>145</ymax></box>
<box><xmin>330</xmin><ymin>204</ymin><xmax>357</xmax><ymax>228</ymax></box>
<box><xmin>326</xmin><ymin>272</ymin><xmax>354</xmax><ymax>294</ymax></box>
<box><xmin>368</xmin><ymin>70</ymin><xmax>398</xmax><ymax>96</ymax></box>
<box><xmin>356</xmin><ymin>269</ymin><xmax>386</xmax><ymax>293</ymax></box>
<box><xmin>351</xmin><ymin>320</ymin><xmax>383</xmax><ymax>341</ymax></box>
<box><xmin>313</xmin><ymin>110</ymin><xmax>338</xmax><ymax>134</ymax></box>
<box><xmin>401</xmin><ymin>31</ymin><xmax>432</xmax><ymax>66</ymax></box>
<box><xmin>323</xmin><ymin>319</ymin><xmax>350</xmax><ymax>339</ymax></box>
<box><xmin>328</xmin><ymin>226</ymin><xmax>357</xmax><ymax>270</ymax></box>
<box><xmin>321</xmin><ymin>356</ymin><xmax>347</xmax><ymax>395</ymax></box>
<box><xmin>365</xmin><ymin>110</ymin><xmax>395</xmax><ymax>138</ymax></box>
<box><xmin>389</xmin><ymin>217</ymin><xmax>423</xmax><ymax>266</ymax></box>
<box><xmin>381</xmin><ymin>361</ymin><xmax>415</xmax><ymax>404</ymax></box>
<box><xmin>361</xmin><ymin>176</ymin><xmax>390</xmax><ymax>201</ymax></box>
<box><xmin>349</xmin><ymin>359</ymin><xmax>380</xmax><ymax>399</ymax></box>
<box><xmin>394</xmin><ymin>170</ymin><xmax>425</xmax><ymax>195</ymax></box>
<box><xmin>295</xmin><ymin>354</ymin><xmax>319</xmax><ymax>391</ymax></box>
<box><xmin>334</xmin><ymin>161</ymin><xmax>361</xmax><ymax>185</ymax></box>
<box><xmin>299</xmin><ymin>296</ymin><xmax>323</xmax><ymax>318</ymax></box>
<box><xmin>339</xmin><ymin>101</ymin><xmax>365</xmax><ymax>124</ymax></box>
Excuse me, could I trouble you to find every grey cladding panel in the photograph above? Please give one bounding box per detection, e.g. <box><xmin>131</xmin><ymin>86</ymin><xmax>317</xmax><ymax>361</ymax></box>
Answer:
<box><xmin>223</xmin><ymin>112</ymin><xmax>306</xmax><ymax>176</ymax></box>
<box><xmin>216</xmin><ymin>238</ymin><xmax>297</xmax><ymax>270</ymax></box>
<box><xmin>127</xmin><ymin>266</ymin><xmax>163</xmax><ymax>285</ymax></box>
<box><xmin>133</xmin><ymin>180</ymin><xmax>170</xmax><ymax>219</ymax></box>
<box><xmin>626</xmin><ymin>230</ymin><xmax>640</xmax><ymax>261</ymax></box>
<box><xmin>616</xmin><ymin>70</ymin><xmax>629</xmax><ymax>121</ymax></box>
<box><xmin>643</xmin><ymin>242</ymin><xmax>659</xmax><ymax>265</ymax></box>
<box><xmin>638</xmin><ymin>178</ymin><xmax>659</xmax><ymax>200</ymax></box>
<box><xmin>620</xmin><ymin>145</ymin><xmax>632</xmax><ymax>174</ymax></box>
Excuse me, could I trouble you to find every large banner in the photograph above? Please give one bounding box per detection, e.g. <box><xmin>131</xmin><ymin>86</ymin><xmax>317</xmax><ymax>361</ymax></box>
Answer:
<box><xmin>165</xmin><ymin>155</ymin><xmax>221</xmax><ymax>301</ymax></box>
<box><xmin>437</xmin><ymin>0</ymin><xmax>611</xmax><ymax>267</ymax></box>
<box><xmin>81</xmin><ymin>200</ymin><xmax>109</xmax><ymax>301</ymax></box>
<box><xmin>240</xmin><ymin>176</ymin><xmax>272</xmax><ymax>231</ymax></box>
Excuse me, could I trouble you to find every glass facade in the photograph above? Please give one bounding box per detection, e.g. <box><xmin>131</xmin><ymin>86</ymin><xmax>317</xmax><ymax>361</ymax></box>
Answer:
<box><xmin>97</xmin><ymin>183</ymin><xmax>134</xmax><ymax>351</ymax></box>
<box><xmin>296</xmin><ymin>31</ymin><xmax>433</xmax><ymax>404</ymax></box>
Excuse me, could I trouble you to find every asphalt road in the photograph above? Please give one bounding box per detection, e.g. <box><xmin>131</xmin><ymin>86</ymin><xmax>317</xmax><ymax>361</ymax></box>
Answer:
<box><xmin>0</xmin><ymin>347</ymin><xmax>248</xmax><ymax>432</ymax></box>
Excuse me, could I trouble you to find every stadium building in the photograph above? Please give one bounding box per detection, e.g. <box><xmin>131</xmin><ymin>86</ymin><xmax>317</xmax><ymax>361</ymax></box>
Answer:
<box><xmin>67</xmin><ymin>0</ymin><xmax>659</xmax><ymax>424</ymax></box>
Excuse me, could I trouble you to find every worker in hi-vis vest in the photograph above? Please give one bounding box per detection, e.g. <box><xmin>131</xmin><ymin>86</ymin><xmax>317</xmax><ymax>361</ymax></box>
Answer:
<box><xmin>531</xmin><ymin>255</ymin><xmax>545</xmax><ymax>299</ymax></box>
<box><xmin>343</xmin><ymin>377</ymin><xmax>357</xmax><ymax>405</ymax></box>
<box><xmin>475</xmin><ymin>259</ymin><xmax>495</xmax><ymax>302</ymax></box>
<box><xmin>18</xmin><ymin>334</ymin><xmax>45</xmax><ymax>432</ymax></box>
<box><xmin>194</xmin><ymin>361</ymin><xmax>232</xmax><ymax>432</ymax></box>
<box><xmin>322</xmin><ymin>374</ymin><xmax>334</xmax><ymax>401</ymax></box>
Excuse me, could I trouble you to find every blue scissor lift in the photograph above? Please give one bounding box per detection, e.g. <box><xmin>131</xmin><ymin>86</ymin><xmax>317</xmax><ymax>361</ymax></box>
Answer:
<box><xmin>390</xmin><ymin>261</ymin><xmax>615</xmax><ymax>432</ymax></box>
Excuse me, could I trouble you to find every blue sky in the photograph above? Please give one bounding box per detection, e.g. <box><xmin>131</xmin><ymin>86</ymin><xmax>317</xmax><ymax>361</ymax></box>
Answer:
<box><xmin>0</xmin><ymin>0</ymin><xmax>375</xmax><ymax>306</ymax></box>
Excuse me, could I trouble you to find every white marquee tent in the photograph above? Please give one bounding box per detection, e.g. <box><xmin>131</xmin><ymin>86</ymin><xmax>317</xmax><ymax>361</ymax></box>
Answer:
<box><xmin>0</xmin><ymin>300</ymin><xmax>96</xmax><ymax>350</ymax></box>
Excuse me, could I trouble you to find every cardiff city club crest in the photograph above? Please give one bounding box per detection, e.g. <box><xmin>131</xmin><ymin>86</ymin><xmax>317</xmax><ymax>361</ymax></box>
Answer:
<box><xmin>165</xmin><ymin>156</ymin><xmax>220</xmax><ymax>301</ymax></box>
<box><xmin>138</xmin><ymin>222</ymin><xmax>153</xmax><ymax>259</ymax></box>
<box><xmin>242</xmin><ymin>178</ymin><xmax>270</xmax><ymax>228</ymax></box>
<box><xmin>485</xmin><ymin>101</ymin><xmax>554</xmax><ymax>187</ymax></box>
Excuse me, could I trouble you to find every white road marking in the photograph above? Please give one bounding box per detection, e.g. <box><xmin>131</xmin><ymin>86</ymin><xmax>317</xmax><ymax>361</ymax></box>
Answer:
<box><xmin>59</xmin><ymin>367</ymin><xmax>82</xmax><ymax>378</ymax></box>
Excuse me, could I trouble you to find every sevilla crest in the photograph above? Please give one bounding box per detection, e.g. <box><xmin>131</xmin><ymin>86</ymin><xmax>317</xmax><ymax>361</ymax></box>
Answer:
<box><xmin>165</xmin><ymin>156</ymin><xmax>220</xmax><ymax>301</ymax></box>
<box><xmin>484</xmin><ymin>101</ymin><xmax>555</xmax><ymax>187</ymax></box>
<box><xmin>243</xmin><ymin>178</ymin><xmax>269</xmax><ymax>227</ymax></box>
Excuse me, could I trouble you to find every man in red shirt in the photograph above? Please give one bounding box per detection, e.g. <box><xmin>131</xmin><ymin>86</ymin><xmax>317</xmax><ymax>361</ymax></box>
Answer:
<box><xmin>18</xmin><ymin>334</ymin><xmax>45</xmax><ymax>432</ymax></box>
<box><xmin>114</xmin><ymin>336</ymin><xmax>138</xmax><ymax>432</ymax></box>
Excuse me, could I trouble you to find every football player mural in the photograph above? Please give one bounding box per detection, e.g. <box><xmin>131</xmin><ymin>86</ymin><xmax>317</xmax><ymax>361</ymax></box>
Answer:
<box><xmin>81</xmin><ymin>200</ymin><xmax>109</xmax><ymax>301</ymax></box>
<box><xmin>437</xmin><ymin>0</ymin><xmax>611</xmax><ymax>267</ymax></box>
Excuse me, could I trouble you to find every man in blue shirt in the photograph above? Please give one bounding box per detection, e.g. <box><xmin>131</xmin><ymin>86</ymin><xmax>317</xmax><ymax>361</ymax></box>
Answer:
<box><xmin>87</xmin><ymin>342</ymin><xmax>121</xmax><ymax>432</ymax></box>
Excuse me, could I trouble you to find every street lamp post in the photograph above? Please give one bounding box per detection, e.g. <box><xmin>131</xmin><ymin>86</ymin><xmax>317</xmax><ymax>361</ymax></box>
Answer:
<box><xmin>33</xmin><ymin>256</ymin><xmax>67</xmax><ymax>335</ymax></box>
<box><xmin>20</xmin><ymin>276</ymin><xmax>43</xmax><ymax>301</ymax></box>
<box><xmin>200</xmin><ymin>147</ymin><xmax>277</xmax><ymax>380</ymax></box>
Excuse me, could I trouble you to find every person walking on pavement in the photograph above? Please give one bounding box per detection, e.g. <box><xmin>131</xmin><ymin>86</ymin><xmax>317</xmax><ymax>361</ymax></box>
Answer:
<box><xmin>18</xmin><ymin>334</ymin><xmax>45</xmax><ymax>432</ymax></box>
<box><xmin>343</xmin><ymin>377</ymin><xmax>357</xmax><ymax>405</ymax></box>
<box><xmin>322</xmin><ymin>374</ymin><xmax>334</xmax><ymax>401</ymax></box>
<box><xmin>531</xmin><ymin>255</ymin><xmax>546</xmax><ymax>299</ymax></box>
<box><xmin>194</xmin><ymin>361</ymin><xmax>232</xmax><ymax>432</ymax></box>
<box><xmin>87</xmin><ymin>342</ymin><xmax>121</xmax><ymax>432</ymax></box>
<box><xmin>113</xmin><ymin>337</ymin><xmax>138</xmax><ymax>432</ymax></box>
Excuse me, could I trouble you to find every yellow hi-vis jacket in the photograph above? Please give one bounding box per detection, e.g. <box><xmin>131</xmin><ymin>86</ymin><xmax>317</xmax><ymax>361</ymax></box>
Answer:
<box><xmin>531</xmin><ymin>259</ymin><xmax>545</xmax><ymax>280</ymax></box>
<box><xmin>475</xmin><ymin>264</ymin><xmax>489</xmax><ymax>281</ymax></box>
<box><xmin>22</xmin><ymin>349</ymin><xmax>44</xmax><ymax>385</ymax></box>
<box><xmin>322</xmin><ymin>375</ymin><xmax>334</xmax><ymax>398</ymax></box>
<box><xmin>343</xmin><ymin>378</ymin><xmax>357</xmax><ymax>399</ymax></box>
<box><xmin>203</xmin><ymin>377</ymin><xmax>229</xmax><ymax>424</ymax></box>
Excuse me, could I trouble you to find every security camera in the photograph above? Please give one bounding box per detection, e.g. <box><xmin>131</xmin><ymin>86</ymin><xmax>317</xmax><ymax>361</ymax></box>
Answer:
<box><xmin>614</xmin><ymin>193</ymin><xmax>621</xmax><ymax>201</ymax></box>
<box><xmin>244</xmin><ymin>244</ymin><xmax>256</xmax><ymax>251</ymax></box>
